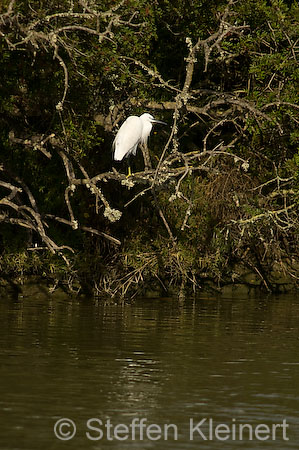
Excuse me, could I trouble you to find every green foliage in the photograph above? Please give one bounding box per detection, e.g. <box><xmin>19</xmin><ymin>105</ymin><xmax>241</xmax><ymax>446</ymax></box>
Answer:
<box><xmin>0</xmin><ymin>0</ymin><xmax>298</xmax><ymax>294</ymax></box>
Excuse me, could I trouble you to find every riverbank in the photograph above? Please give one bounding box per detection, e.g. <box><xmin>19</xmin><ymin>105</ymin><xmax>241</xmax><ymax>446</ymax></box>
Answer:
<box><xmin>1</xmin><ymin>265</ymin><xmax>297</xmax><ymax>301</ymax></box>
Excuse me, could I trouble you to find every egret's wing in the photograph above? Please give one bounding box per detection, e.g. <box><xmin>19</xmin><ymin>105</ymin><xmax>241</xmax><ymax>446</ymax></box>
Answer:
<box><xmin>113</xmin><ymin>116</ymin><xmax>142</xmax><ymax>161</ymax></box>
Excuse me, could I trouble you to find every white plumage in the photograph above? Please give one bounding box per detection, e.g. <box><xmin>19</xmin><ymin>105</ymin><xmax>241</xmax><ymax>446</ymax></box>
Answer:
<box><xmin>113</xmin><ymin>113</ymin><xmax>166</xmax><ymax>162</ymax></box>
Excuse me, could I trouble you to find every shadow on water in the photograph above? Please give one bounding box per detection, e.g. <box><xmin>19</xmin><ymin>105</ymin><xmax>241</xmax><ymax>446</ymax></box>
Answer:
<box><xmin>0</xmin><ymin>289</ymin><xmax>299</xmax><ymax>449</ymax></box>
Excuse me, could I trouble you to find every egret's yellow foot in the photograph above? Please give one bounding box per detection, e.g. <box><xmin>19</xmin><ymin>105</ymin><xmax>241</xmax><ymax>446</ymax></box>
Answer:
<box><xmin>126</xmin><ymin>166</ymin><xmax>133</xmax><ymax>177</ymax></box>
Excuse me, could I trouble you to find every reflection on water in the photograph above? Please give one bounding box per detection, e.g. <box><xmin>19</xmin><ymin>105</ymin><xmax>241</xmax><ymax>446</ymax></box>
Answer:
<box><xmin>0</xmin><ymin>290</ymin><xmax>299</xmax><ymax>449</ymax></box>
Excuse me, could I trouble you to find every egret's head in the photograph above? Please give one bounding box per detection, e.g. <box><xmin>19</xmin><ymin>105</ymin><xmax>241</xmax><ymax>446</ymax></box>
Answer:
<box><xmin>140</xmin><ymin>113</ymin><xmax>167</xmax><ymax>125</ymax></box>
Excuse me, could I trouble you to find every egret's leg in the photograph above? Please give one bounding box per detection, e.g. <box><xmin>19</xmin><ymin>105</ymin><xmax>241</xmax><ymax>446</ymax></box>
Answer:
<box><xmin>127</xmin><ymin>165</ymin><xmax>132</xmax><ymax>177</ymax></box>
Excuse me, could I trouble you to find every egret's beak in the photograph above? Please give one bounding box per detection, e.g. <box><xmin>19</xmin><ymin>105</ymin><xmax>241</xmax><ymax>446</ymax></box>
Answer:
<box><xmin>151</xmin><ymin>119</ymin><xmax>167</xmax><ymax>125</ymax></box>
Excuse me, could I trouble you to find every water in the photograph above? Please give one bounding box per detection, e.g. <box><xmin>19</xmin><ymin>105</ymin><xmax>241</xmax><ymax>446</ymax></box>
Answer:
<box><xmin>0</xmin><ymin>290</ymin><xmax>299</xmax><ymax>449</ymax></box>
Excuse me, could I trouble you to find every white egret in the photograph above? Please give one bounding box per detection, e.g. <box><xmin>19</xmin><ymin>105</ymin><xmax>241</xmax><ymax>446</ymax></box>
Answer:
<box><xmin>112</xmin><ymin>113</ymin><xmax>166</xmax><ymax>176</ymax></box>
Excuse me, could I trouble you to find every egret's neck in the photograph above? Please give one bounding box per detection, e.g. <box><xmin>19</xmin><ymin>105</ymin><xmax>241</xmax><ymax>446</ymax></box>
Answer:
<box><xmin>141</xmin><ymin>121</ymin><xmax>152</xmax><ymax>145</ymax></box>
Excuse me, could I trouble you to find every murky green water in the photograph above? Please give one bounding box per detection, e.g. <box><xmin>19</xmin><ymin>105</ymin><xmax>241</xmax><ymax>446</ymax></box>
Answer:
<box><xmin>0</xmin><ymin>290</ymin><xmax>299</xmax><ymax>449</ymax></box>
